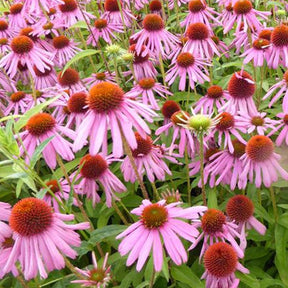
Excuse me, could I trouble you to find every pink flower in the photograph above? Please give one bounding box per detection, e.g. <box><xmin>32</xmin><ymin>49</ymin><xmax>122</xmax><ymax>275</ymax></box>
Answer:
<box><xmin>241</xmin><ymin>38</ymin><xmax>271</xmax><ymax>66</ymax></box>
<box><xmin>72</xmin><ymin>252</ymin><xmax>111</xmax><ymax>287</ymax></box>
<box><xmin>102</xmin><ymin>0</ymin><xmax>135</xmax><ymax>27</ymax></box>
<box><xmin>181</xmin><ymin>0</ymin><xmax>221</xmax><ymax>30</ymax></box>
<box><xmin>3</xmin><ymin>198</ymin><xmax>89</xmax><ymax>280</ymax></box>
<box><xmin>87</xmin><ymin>18</ymin><xmax>123</xmax><ymax>45</ymax></box>
<box><xmin>121</xmin><ymin>133</ymin><xmax>177</xmax><ymax>183</ymax></box>
<box><xmin>42</xmin><ymin>178</ymin><xmax>78</xmax><ymax>213</ymax></box>
<box><xmin>202</xmin><ymin>242</ymin><xmax>249</xmax><ymax>288</ymax></box>
<box><xmin>0</xmin><ymin>202</ymin><xmax>11</xmax><ymax>242</ymax></box>
<box><xmin>268</xmin><ymin>111</ymin><xmax>288</xmax><ymax>146</ymax></box>
<box><xmin>168</xmin><ymin>0</ymin><xmax>189</xmax><ymax>9</ymax></box>
<box><xmin>183</xmin><ymin>23</ymin><xmax>220</xmax><ymax>59</ymax></box>
<box><xmin>235</xmin><ymin>111</ymin><xmax>278</xmax><ymax>135</ymax></box>
<box><xmin>116</xmin><ymin>199</ymin><xmax>206</xmax><ymax>272</ymax></box>
<box><xmin>52</xmin><ymin>35</ymin><xmax>82</xmax><ymax>67</ymax></box>
<box><xmin>194</xmin><ymin>85</ymin><xmax>230</xmax><ymax>114</ymax></box>
<box><xmin>33</xmin><ymin>65</ymin><xmax>58</xmax><ymax>90</ymax></box>
<box><xmin>223</xmin><ymin>0</ymin><xmax>270</xmax><ymax>34</ymax></box>
<box><xmin>240</xmin><ymin>135</ymin><xmax>288</xmax><ymax>187</ymax></box>
<box><xmin>128</xmin><ymin>44</ymin><xmax>157</xmax><ymax>81</ymax></box>
<box><xmin>57</xmin><ymin>68</ymin><xmax>86</xmax><ymax>93</ymax></box>
<box><xmin>4</xmin><ymin>91</ymin><xmax>33</xmax><ymax>116</ymax></box>
<box><xmin>84</xmin><ymin>71</ymin><xmax>116</xmax><ymax>87</ymax></box>
<box><xmin>73</xmin><ymin>82</ymin><xmax>156</xmax><ymax>157</ymax></box>
<box><xmin>74</xmin><ymin>154</ymin><xmax>126</xmax><ymax>207</ymax></box>
<box><xmin>268</xmin><ymin>24</ymin><xmax>288</xmax><ymax>69</ymax></box>
<box><xmin>126</xmin><ymin>78</ymin><xmax>171</xmax><ymax>110</ymax></box>
<box><xmin>19</xmin><ymin>112</ymin><xmax>76</xmax><ymax>169</ymax></box>
<box><xmin>131</xmin><ymin>14</ymin><xmax>180</xmax><ymax>58</ymax></box>
<box><xmin>189</xmin><ymin>209</ymin><xmax>244</xmax><ymax>260</ymax></box>
<box><xmin>229</xmin><ymin>28</ymin><xmax>257</xmax><ymax>54</ymax></box>
<box><xmin>20</xmin><ymin>0</ymin><xmax>63</xmax><ymax>15</ymax></box>
<box><xmin>0</xmin><ymin>19</ymin><xmax>15</xmax><ymax>39</ymax></box>
<box><xmin>226</xmin><ymin>195</ymin><xmax>266</xmax><ymax>250</ymax></box>
<box><xmin>56</xmin><ymin>0</ymin><xmax>95</xmax><ymax>28</ymax></box>
<box><xmin>222</xmin><ymin>70</ymin><xmax>257</xmax><ymax>116</ymax></box>
<box><xmin>263</xmin><ymin>70</ymin><xmax>288</xmax><ymax>108</ymax></box>
<box><xmin>0</xmin><ymin>35</ymin><xmax>53</xmax><ymax>79</ymax></box>
<box><xmin>8</xmin><ymin>3</ymin><xmax>27</xmax><ymax>29</ymax></box>
<box><xmin>166</xmin><ymin>51</ymin><xmax>210</xmax><ymax>91</ymax></box>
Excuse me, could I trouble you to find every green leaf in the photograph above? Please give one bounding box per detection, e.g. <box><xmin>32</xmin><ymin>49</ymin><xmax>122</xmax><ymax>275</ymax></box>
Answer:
<box><xmin>89</xmin><ymin>224</ymin><xmax>126</xmax><ymax>244</ymax></box>
<box><xmin>275</xmin><ymin>224</ymin><xmax>288</xmax><ymax>286</ymax></box>
<box><xmin>68</xmin><ymin>20</ymin><xmax>87</xmax><ymax>29</ymax></box>
<box><xmin>62</xmin><ymin>49</ymin><xmax>100</xmax><ymax>74</ymax></box>
<box><xmin>30</xmin><ymin>136</ymin><xmax>54</xmax><ymax>168</ymax></box>
<box><xmin>235</xmin><ymin>272</ymin><xmax>260</xmax><ymax>288</ymax></box>
<box><xmin>14</xmin><ymin>97</ymin><xmax>59</xmax><ymax>132</ymax></box>
<box><xmin>171</xmin><ymin>265</ymin><xmax>204</xmax><ymax>288</ymax></box>
<box><xmin>16</xmin><ymin>179</ymin><xmax>24</xmax><ymax>198</ymax></box>
<box><xmin>207</xmin><ymin>188</ymin><xmax>218</xmax><ymax>209</ymax></box>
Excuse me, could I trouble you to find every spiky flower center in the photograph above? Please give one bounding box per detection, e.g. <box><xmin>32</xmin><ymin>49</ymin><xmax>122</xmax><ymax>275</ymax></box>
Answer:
<box><xmin>46</xmin><ymin>179</ymin><xmax>60</xmax><ymax>193</ymax></box>
<box><xmin>10</xmin><ymin>3</ymin><xmax>23</xmax><ymax>14</ymax></box>
<box><xmin>226</xmin><ymin>3</ymin><xmax>233</xmax><ymax>11</ymax></box>
<box><xmin>96</xmin><ymin>72</ymin><xmax>106</xmax><ymax>80</ymax></box>
<box><xmin>20</xmin><ymin>27</ymin><xmax>38</xmax><ymax>42</ymax></box>
<box><xmin>259</xmin><ymin>29</ymin><xmax>271</xmax><ymax>41</ymax></box>
<box><xmin>94</xmin><ymin>19</ymin><xmax>108</xmax><ymax>29</ymax></box>
<box><xmin>26</xmin><ymin>113</ymin><xmax>56</xmax><ymax>136</ymax></box>
<box><xmin>80</xmin><ymin>154</ymin><xmax>108</xmax><ymax>179</ymax></box>
<box><xmin>11</xmin><ymin>36</ymin><xmax>34</xmax><ymax>54</ymax></box>
<box><xmin>233</xmin><ymin>0</ymin><xmax>253</xmax><ymax>14</ymax></box>
<box><xmin>284</xmin><ymin>71</ymin><xmax>288</xmax><ymax>84</ymax></box>
<box><xmin>201</xmin><ymin>209</ymin><xmax>226</xmax><ymax>234</ymax></box>
<box><xmin>186</xmin><ymin>23</ymin><xmax>209</xmax><ymax>40</ymax></box>
<box><xmin>58</xmin><ymin>68</ymin><xmax>80</xmax><ymax>87</ymax></box>
<box><xmin>271</xmin><ymin>25</ymin><xmax>288</xmax><ymax>47</ymax></box>
<box><xmin>0</xmin><ymin>38</ymin><xmax>8</xmax><ymax>45</ymax></box>
<box><xmin>10</xmin><ymin>91</ymin><xmax>25</xmax><ymax>103</ymax></box>
<box><xmin>67</xmin><ymin>92</ymin><xmax>88</xmax><ymax>113</ymax></box>
<box><xmin>53</xmin><ymin>35</ymin><xmax>70</xmax><ymax>49</ymax></box>
<box><xmin>33</xmin><ymin>65</ymin><xmax>52</xmax><ymax>77</ymax></box>
<box><xmin>89</xmin><ymin>268</ymin><xmax>106</xmax><ymax>283</ymax></box>
<box><xmin>284</xmin><ymin>114</ymin><xmax>288</xmax><ymax>125</ymax></box>
<box><xmin>43</xmin><ymin>22</ymin><xmax>54</xmax><ymax>30</ymax></box>
<box><xmin>48</xmin><ymin>8</ymin><xmax>57</xmax><ymax>15</ymax></box>
<box><xmin>171</xmin><ymin>111</ymin><xmax>188</xmax><ymax>125</ymax></box>
<box><xmin>228</xmin><ymin>71</ymin><xmax>255</xmax><ymax>99</ymax></box>
<box><xmin>252</xmin><ymin>38</ymin><xmax>270</xmax><ymax>50</ymax></box>
<box><xmin>59</xmin><ymin>0</ymin><xmax>78</xmax><ymax>12</ymax></box>
<box><xmin>0</xmin><ymin>20</ymin><xmax>8</xmax><ymax>31</ymax></box>
<box><xmin>9</xmin><ymin>198</ymin><xmax>53</xmax><ymax>237</ymax></box>
<box><xmin>204</xmin><ymin>148</ymin><xmax>220</xmax><ymax>161</ymax></box>
<box><xmin>226</xmin><ymin>195</ymin><xmax>254</xmax><ymax>222</ymax></box>
<box><xmin>188</xmin><ymin>114</ymin><xmax>212</xmax><ymax>131</ymax></box>
<box><xmin>143</xmin><ymin>14</ymin><xmax>164</xmax><ymax>31</ymax></box>
<box><xmin>232</xmin><ymin>139</ymin><xmax>246</xmax><ymax>158</ymax></box>
<box><xmin>176</xmin><ymin>52</ymin><xmax>195</xmax><ymax>67</ymax></box>
<box><xmin>88</xmin><ymin>82</ymin><xmax>124</xmax><ymax>113</ymax></box>
<box><xmin>129</xmin><ymin>44</ymin><xmax>149</xmax><ymax>64</ymax></box>
<box><xmin>138</xmin><ymin>78</ymin><xmax>155</xmax><ymax>89</ymax></box>
<box><xmin>132</xmin><ymin>132</ymin><xmax>153</xmax><ymax>157</ymax></box>
<box><xmin>149</xmin><ymin>0</ymin><xmax>162</xmax><ymax>11</ymax></box>
<box><xmin>104</xmin><ymin>0</ymin><xmax>121</xmax><ymax>11</ymax></box>
<box><xmin>246</xmin><ymin>135</ymin><xmax>273</xmax><ymax>162</ymax></box>
<box><xmin>204</xmin><ymin>243</ymin><xmax>238</xmax><ymax>277</ymax></box>
<box><xmin>161</xmin><ymin>100</ymin><xmax>181</xmax><ymax>118</ymax></box>
<box><xmin>141</xmin><ymin>203</ymin><xmax>168</xmax><ymax>229</ymax></box>
<box><xmin>207</xmin><ymin>85</ymin><xmax>223</xmax><ymax>99</ymax></box>
<box><xmin>216</xmin><ymin>112</ymin><xmax>234</xmax><ymax>131</ymax></box>
<box><xmin>251</xmin><ymin>115</ymin><xmax>264</xmax><ymax>126</ymax></box>
<box><xmin>188</xmin><ymin>0</ymin><xmax>205</xmax><ymax>12</ymax></box>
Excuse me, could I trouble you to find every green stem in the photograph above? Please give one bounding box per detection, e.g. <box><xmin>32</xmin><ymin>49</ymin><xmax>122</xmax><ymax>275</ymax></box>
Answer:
<box><xmin>151</xmin><ymin>182</ymin><xmax>160</xmax><ymax>201</ymax></box>
<box><xmin>112</xmin><ymin>201</ymin><xmax>129</xmax><ymax>225</ymax></box>
<box><xmin>269</xmin><ymin>187</ymin><xmax>278</xmax><ymax>222</ymax></box>
<box><xmin>149</xmin><ymin>267</ymin><xmax>156</xmax><ymax>288</ymax></box>
<box><xmin>158</xmin><ymin>52</ymin><xmax>167</xmax><ymax>87</ymax></box>
<box><xmin>185</xmin><ymin>148</ymin><xmax>191</xmax><ymax>205</ymax></box>
<box><xmin>199</xmin><ymin>133</ymin><xmax>207</xmax><ymax>206</ymax></box>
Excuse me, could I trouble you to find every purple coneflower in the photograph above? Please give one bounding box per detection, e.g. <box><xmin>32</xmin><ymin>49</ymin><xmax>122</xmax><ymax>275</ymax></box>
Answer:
<box><xmin>72</xmin><ymin>252</ymin><xmax>111</xmax><ymax>287</ymax></box>
<box><xmin>131</xmin><ymin>14</ymin><xmax>180</xmax><ymax>58</ymax></box>
<box><xmin>0</xmin><ymin>35</ymin><xmax>53</xmax><ymax>78</ymax></box>
<box><xmin>3</xmin><ymin>198</ymin><xmax>89</xmax><ymax>280</ymax></box>
<box><xmin>84</xmin><ymin>71</ymin><xmax>116</xmax><ymax>87</ymax></box>
<box><xmin>33</xmin><ymin>65</ymin><xmax>57</xmax><ymax>90</ymax></box>
<box><xmin>226</xmin><ymin>195</ymin><xmax>266</xmax><ymax>250</ymax></box>
<box><xmin>8</xmin><ymin>3</ymin><xmax>27</xmax><ymax>29</ymax></box>
<box><xmin>202</xmin><ymin>242</ymin><xmax>249</xmax><ymax>288</ymax></box>
<box><xmin>4</xmin><ymin>91</ymin><xmax>33</xmax><ymax>116</ymax></box>
<box><xmin>126</xmin><ymin>77</ymin><xmax>171</xmax><ymax>110</ymax></box>
<box><xmin>240</xmin><ymin>135</ymin><xmax>288</xmax><ymax>187</ymax></box>
<box><xmin>19</xmin><ymin>112</ymin><xmax>75</xmax><ymax>169</ymax></box>
<box><xmin>52</xmin><ymin>35</ymin><xmax>82</xmax><ymax>67</ymax></box>
<box><xmin>0</xmin><ymin>20</ymin><xmax>14</xmax><ymax>39</ymax></box>
<box><xmin>57</xmin><ymin>68</ymin><xmax>86</xmax><ymax>93</ymax></box>
<box><xmin>87</xmin><ymin>18</ymin><xmax>123</xmax><ymax>46</ymax></box>
<box><xmin>74</xmin><ymin>154</ymin><xmax>126</xmax><ymax>207</ymax></box>
<box><xmin>166</xmin><ymin>51</ymin><xmax>210</xmax><ymax>91</ymax></box>
<box><xmin>183</xmin><ymin>22</ymin><xmax>220</xmax><ymax>59</ymax></box>
<box><xmin>116</xmin><ymin>199</ymin><xmax>206</xmax><ymax>272</ymax></box>
<box><xmin>73</xmin><ymin>82</ymin><xmax>156</xmax><ymax>157</ymax></box>
<box><xmin>268</xmin><ymin>111</ymin><xmax>288</xmax><ymax>146</ymax></box>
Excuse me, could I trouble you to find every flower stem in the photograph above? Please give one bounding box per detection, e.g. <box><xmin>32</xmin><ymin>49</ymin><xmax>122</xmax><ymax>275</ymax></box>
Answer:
<box><xmin>185</xmin><ymin>148</ymin><xmax>191</xmax><ymax>205</ymax></box>
<box><xmin>112</xmin><ymin>201</ymin><xmax>129</xmax><ymax>225</ymax></box>
<box><xmin>16</xmin><ymin>271</ymin><xmax>29</xmax><ymax>288</ymax></box>
<box><xmin>64</xmin><ymin>257</ymin><xmax>86</xmax><ymax>280</ymax></box>
<box><xmin>149</xmin><ymin>267</ymin><xmax>156</xmax><ymax>288</ymax></box>
<box><xmin>199</xmin><ymin>133</ymin><xmax>207</xmax><ymax>206</ymax></box>
<box><xmin>269</xmin><ymin>187</ymin><xmax>278</xmax><ymax>222</ymax></box>
<box><xmin>158</xmin><ymin>52</ymin><xmax>167</xmax><ymax>87</ymax></box>
<box><xmin>151</xmin><ymin>182</ymin><xmax>160</xmax><ymax>201</ymax></box>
